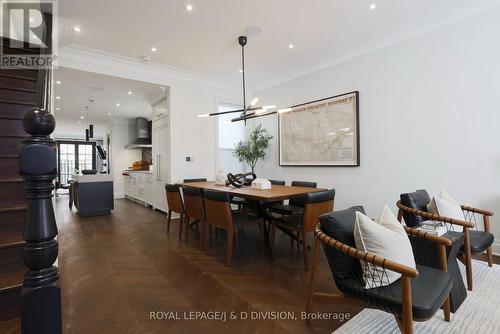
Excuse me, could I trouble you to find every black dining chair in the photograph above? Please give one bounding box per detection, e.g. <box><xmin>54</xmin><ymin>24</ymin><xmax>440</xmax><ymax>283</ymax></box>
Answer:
<box><xmin>270</xmin><ymin>189</ymin><xmax>335</xmax><ymax>270</ymax></box>
<box><xmin>270</xmin><ymin>180</ymin><xmax>317</xmax><ymax>216</ymax></box>
<box><xmin>203</xmin><ymin>190</ymin><xmax>264</xmax><ymax>265</ymax></box>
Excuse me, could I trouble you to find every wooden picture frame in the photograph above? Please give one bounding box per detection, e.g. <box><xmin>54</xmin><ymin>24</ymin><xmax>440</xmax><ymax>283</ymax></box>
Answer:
<box><xmin>278</xmin><ymin>91</ymin><xmax>359</xmax><ymax>166</ymax></box>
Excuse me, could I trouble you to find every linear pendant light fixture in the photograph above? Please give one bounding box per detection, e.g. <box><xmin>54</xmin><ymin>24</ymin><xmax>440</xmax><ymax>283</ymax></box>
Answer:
<box><xmin>198</xmin><ymin>36</ymin><xmax>290</xmax><ymax>123</ymax></box>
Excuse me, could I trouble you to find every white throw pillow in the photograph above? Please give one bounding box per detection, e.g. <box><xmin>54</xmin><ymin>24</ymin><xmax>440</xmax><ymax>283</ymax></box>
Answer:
<box><xmin>354</xmin><ymin>206</ymin><xmax>416</xmax><ymax>288</ymax></box>
<box><xmin>427</xmin><ymin>190</ymin><xmax>465</xmax><ymax>221</ymax></box>
<box><xmin>427</xmin><ymin>189</ymin><xmax>460</xmax><ymax>214</ymax></box>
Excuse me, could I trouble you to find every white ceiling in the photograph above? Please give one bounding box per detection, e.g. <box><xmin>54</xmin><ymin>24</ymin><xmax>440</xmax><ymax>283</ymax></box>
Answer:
<box><xmin>52</xmin><ymin>67</ymin><xmax>164</xmax><ymax>139</ymax></box>
<box><xmin>56</xmin><ymin>0</ymin><xmax>492</xmax><ymax>88</ymax></box>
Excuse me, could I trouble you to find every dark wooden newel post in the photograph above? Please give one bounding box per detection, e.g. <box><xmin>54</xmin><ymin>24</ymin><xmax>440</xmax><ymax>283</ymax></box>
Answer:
<box><xmin>19</xmin><ymin>106</ymin><xmax>62</xmax><ymax>334</ymax></box>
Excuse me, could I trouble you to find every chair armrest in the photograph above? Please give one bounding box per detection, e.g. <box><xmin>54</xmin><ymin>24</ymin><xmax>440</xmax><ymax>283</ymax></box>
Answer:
<box><xmin>461</xmin><ymin>205</ymin><xmax>494</xmax><ymax>217</ymax></box>
<box><xmin>397</xmin><ymin>201</ymin><xmax>474</xmax><ymax>228</ymax></box>
<box><xmin>314</xmin><ymin>225</ymin><xmax>419</xmax><ymax>278</ymax></box>
<box><xmin>404</xmin><ymin>226</ymin><xmax>452</xmax><ymax>247</ymax></box>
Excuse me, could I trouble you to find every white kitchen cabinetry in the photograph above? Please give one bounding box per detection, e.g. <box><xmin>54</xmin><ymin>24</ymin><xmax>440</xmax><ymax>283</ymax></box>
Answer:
<box><xmin>124</xmin><ymin>172</ymin><xmax>153</xmax><ymax>207</ymax></box>
<box><xmin>151</xmin><ymin>97</ymin><xmax>170</xmax><ymax>213</ymax></box>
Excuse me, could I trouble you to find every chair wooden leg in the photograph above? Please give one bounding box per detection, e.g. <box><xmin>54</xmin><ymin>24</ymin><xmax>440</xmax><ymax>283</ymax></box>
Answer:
<box><xmin>200</xmin><ymin>219</ymin><xmax>206</xmax><ymax>250</ymax></box>
<box><xmin>463</xmin><ymin>227</ymin><xmax>473</xmax><ymax>291</ymax></box>
<box><xmin>205</xmin><ymin>222</ymin><xmax>211</xmax><ymax>252</ymax></box>
<box><xmin>487</xmin><ymin>247</ymin><xmax>493</xmax><ymax>267</ymax></box>
<box><xmin>184</xmin><ymin>215</ymin><xmax>190</xmax><ymax>243</ymax></box>
<box><xmin>166</xmin><ymin>210</ymin><xmax>172</xmax><ymax>234</ymax></box>
<box><xmin>402</xmin><ymin>276</ymin><xmax>413</xmax><ymax>334</ymax></box>
<box><xmin>178</xmin><ymin>211</ymin><xmax>184</xmax><ymax>241</ymax></box>
<box><xmin>438</xmin><ymin>244</ymin><xmax>450</xmax><ymax>322</ymax></box>
<box><xmin>302</xmin><ymin>232</ymin><xmax>309</xmax><ymax>271</ymax></box>
<box><xmin>305</xmin><ymin>237</ymin><xmax>320</xmax><ymax>322</ymax></box>
<box><xmin>227</xmin><ymin>228</ymin><xmax>234</xmax><ymax>265</ymax></box>
<box><xmin>270</xmin><ymin>224</ymin><xmax>276</xmax><ymax>249</ymax></box>
<box><xmin>259</xmin><ymin>221</ymin><xmax>265</xmax><ymax>252</ymax></box>
<box><xmin>293</xmin><ymin>230</ymin><xmax>298</xmax><ymax>252</ymax></box>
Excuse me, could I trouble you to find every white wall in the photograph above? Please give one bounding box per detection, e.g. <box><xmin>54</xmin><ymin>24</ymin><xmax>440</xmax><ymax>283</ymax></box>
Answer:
<box><xmin>59</xmin><ymin>46</ymin><xmax>241</xmax><ymax>187</ymax></box>
<box><xmin>252</xmin><ymin>8</ymin><xmax>500</xmax><ymax>252</ymax></box>
<box><xmin>109</xmin><ymin>120</ymin><xmax>141</xmax><ymax>197</ymax></box>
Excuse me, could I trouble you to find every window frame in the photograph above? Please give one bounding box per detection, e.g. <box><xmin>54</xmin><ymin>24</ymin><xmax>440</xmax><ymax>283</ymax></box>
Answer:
<box><xmin>56</xmin><ymin>140</ymin><xmax>97</xmax><ymax>184</ymax></box>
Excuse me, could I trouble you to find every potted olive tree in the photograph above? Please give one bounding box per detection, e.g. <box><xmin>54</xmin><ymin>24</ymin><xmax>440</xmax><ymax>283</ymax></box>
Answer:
<box><xmin>233</xmin><ymin>124</ymin><xmax>273</xmax><ymax>174</ymax></box>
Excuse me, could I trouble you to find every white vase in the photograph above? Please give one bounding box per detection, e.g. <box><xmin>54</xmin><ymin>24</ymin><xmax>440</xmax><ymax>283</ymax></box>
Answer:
<box><xmin>215</xmin><ymin>169</ymin><xmax>226</xmax><ymax>186</ymax></box>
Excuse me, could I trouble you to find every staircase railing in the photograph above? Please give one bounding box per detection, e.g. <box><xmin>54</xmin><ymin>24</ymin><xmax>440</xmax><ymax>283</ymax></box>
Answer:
<box><xmin>18</xmin><ymin>12</ymin><xmax>62</xmax><ymax>334</ymax></box>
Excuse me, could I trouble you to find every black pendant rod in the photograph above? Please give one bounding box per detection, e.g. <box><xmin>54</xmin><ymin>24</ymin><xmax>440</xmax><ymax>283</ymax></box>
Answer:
<box><xmin>238</xmin><ymin>36</ymin><xmax>248</xmax><ymax>125</ymax></box>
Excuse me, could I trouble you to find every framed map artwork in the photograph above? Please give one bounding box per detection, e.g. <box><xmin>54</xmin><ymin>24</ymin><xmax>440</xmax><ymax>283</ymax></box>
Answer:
<box><xmin>278</xmin><ymin>91</ymin><xmax>359</xmax><ymax>166</ymax></box>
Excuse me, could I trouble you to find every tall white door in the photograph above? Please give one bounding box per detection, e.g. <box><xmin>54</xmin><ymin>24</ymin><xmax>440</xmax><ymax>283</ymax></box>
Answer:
<box><xmin>152</xmin><ymin>124</ymin><xmax>169</xmax><ymax>212</ymax></box>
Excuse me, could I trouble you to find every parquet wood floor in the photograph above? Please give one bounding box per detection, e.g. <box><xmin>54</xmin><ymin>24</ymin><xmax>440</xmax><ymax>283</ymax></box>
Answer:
<box><xmin>3</xmin><ymin>197</ymin><xmax>497</xmax><ymax>333</ymax></box>
<box><xmin>56</xmin><ymin>198</ymin><xmax>360</xmax><ymax>334</ymax></box>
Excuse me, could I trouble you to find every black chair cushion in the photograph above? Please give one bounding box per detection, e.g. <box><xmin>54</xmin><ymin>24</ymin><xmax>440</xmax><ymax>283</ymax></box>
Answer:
<box><xmin>400</xmin><ymin>189</ymin><xmax>431</xmax><ymax>228</ymax></box>
<box><xmin>467</xmin><ymin>230</ymin><xmax>494</xmax><ymax>253</ymax></box>
<box><xmin>182</xmin><ymin>186</ymin><xmax>203</xmax><ymax>197</ymax></box>
<box><xmin>232</xmin><ymin>212</ymin><xmax>261</xmax><ymax>226</ymax></box>
<box><xmin>270</xmin><ymin>203</ymin><xmax>304</xmax><ymax>215</ymax></box>
<box><xmin>273</xmin><ymin>213</ymin><xmax>303</xmax><ymax>227</ymax></box>
<box><xmin>365</xmin><ymin>265</ymin><xmax>452</xmax><ymax>321</ymax></box>
<box><xmin>289</xmin><ymin>181</ymin><xmax>317</xmax><ymax>207</ymax></box>
<box><xmin>269</xmin><ymin>179</ymin><xmax>285</xmax><ymax>185</ymax></box>
<box><xmin>320</xmin><ymin>206</ymin><xmax>366</xmax><ymax>290</ymax></box>
<box><xmin>165</xmin><ymin>184</ymin><xmax>181</xmax><ymax>193</ymax></box>
<box><xmin>204</xmin><ymin>189</ymin><xmax>229</xmax><ymax>202</ymax></box>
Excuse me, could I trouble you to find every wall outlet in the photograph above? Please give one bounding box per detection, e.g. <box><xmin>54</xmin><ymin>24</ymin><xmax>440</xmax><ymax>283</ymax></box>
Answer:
<box><xmin>185</xmin><ymin>157</ymin><xmax>191</xmax><ymax>162</ymax></box>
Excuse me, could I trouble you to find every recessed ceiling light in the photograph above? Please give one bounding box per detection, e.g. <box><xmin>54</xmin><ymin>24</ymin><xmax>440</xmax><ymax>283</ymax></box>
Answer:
<box><xmin>128</xmin><ymin>91</ymin><xmax>132</xmax><ymax>95</ymax></box>
<box><xmin>368</xmin><ymin>3</ymin><xmax>377</xmax><ymax>10</ymax></box>
<box><xmin>55</xmin><ymin>96</ymin><xmax>60</xmax><ymax>99</ymax></box>
<box><xmin>73</xmin><ymin>26</ymin><xmax>81</xmax><ymax>32</ymax></box>
<box><xmin>55</xmin><ymin>80</ymin><xmax>61</xmax><ymax>85</ymax></box>
<box><xmin>186</xmin><ymin>4</ymin><xmax>193</xmax><ymax>11</ymax></box>
<box><xmin>116</xmin><ymin>103</ymin><xmax>120</xmax><ymax>107</ymax></box>
<box><xmin>288</xmin><ymin>44</ymin><xmax>294</xmax><ymax>49</ymax></box>
<box><xmin>77</xmin><ymin>121</ymin><xmax>81</xmax><ymax>124</ymax></box>
<box><xmin>80</xmin><ymin>116</ymin><xmax>84</xmax><ymax>119</ymax></box>
<box><xmin>55</xmin><ymin>107</ymin><xmax>60</xmax><ymax>111</ymax></box>
<box><xmin>151</xmin><ymin>47</ymin><xmax>157</xmax><ymax>52</ymax></box>
<box><xmin>239</xmin><ymin>69</ymin><xmax>243</xmax><ymax>73</ymax></box>
<box><xmin>108</xmin><ymin>112</ymin><xmax>112</xmax><ymax>116</ymax></box>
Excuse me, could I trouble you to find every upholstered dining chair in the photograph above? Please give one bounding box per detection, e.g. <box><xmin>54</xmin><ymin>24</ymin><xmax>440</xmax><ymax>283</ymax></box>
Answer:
<box><xmin>165</xmin><ymin>184</ymin><xmax>185</xmax><ymax>241</ymax></box>
<box><xmin>306</xmin><ymin>207</ymin><xmax>453</xmax><ymax>334</ymax></box>
<box><xmin>182</xmin><ymin>186</ymin><xmax>206</xmax><ymax>247</ymax></box>
<box><xmin>270</xmin><ymin>180</ymin><xmax>317</xmax><ymax>216</ymax></box>
<box><xmin>203</xmin><ymin>189</ymin><xmax>264</xmax><ymax>265</ymax></box>
<box><xmin>397</xmin><ymin>189</ymin><xmax>494</xmax><ymax>291</ymax></box>
<box><xmin>270</xmin><ymin>189</ymin><xmax>335</xmax><ymax>270</ymax></box>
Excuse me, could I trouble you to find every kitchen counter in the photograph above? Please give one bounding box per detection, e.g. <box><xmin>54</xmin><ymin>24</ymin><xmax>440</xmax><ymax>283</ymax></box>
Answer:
<box><xmin>124</xmin><ymin>170</ymin><xmax>153</xmax><ymax>174</ymax></box>
<box><xmin>71</xmin><ymin>173</ymin><xmax>114</xmax><ymax>217</ymax></box>
<box><xmin>72</xmin><ymin>174</ymin><xmax>114</xmax><ymax>182</ymax></box>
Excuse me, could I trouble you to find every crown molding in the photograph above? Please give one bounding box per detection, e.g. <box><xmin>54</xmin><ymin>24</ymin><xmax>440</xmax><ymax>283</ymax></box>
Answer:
<box><xmin>254</xmin><ymin>0</ymin><xmax>500</xmax><ymax>93</ymax></box>
<box><xmin>58</xmin><ymin>45</ymin><xmax>241</xmax><ymax>92</ymax></box>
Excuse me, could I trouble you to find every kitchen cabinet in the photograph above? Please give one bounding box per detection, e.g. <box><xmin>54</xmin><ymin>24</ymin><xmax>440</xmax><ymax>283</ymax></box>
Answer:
<box><xmin>124</xmin><ymin>172</ymin><xmax>154</xmax><ymax>207</ymax></box>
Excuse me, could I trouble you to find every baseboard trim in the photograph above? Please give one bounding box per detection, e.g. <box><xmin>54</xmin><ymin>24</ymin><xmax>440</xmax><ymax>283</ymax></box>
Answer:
<box><xmin>493</xmin><ymin>240</ymin><xmax>500</xmax><ymax>256</ymax></box>
<box><xmin>114</xmin><ymin>192</ymin><xmax>125</xmax><ymax>199</ymax></box>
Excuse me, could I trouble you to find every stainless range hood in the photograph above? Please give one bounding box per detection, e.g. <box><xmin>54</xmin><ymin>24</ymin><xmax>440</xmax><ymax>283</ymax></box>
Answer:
<box><xmin>125</xmin><ymin>117</ymin><xmax>152</xmax><ymax>149</ymax></box>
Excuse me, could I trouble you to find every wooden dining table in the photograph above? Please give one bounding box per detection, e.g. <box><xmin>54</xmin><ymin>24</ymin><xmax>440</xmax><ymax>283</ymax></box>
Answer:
<box><xmin>178</xmin><ymin>181</ymin><xmax>327</xmax><ymax>261</ymax></box>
